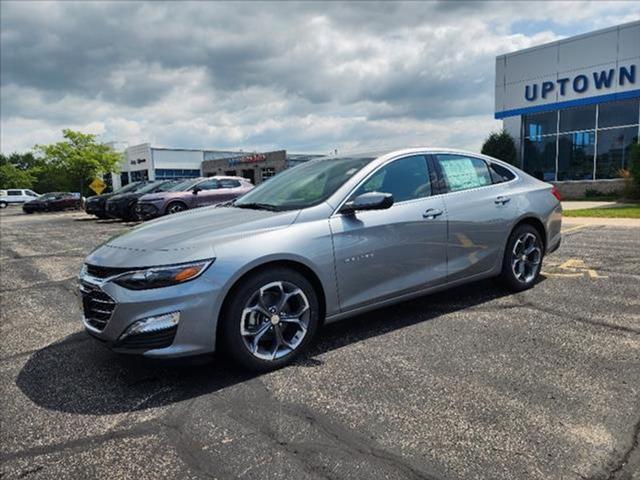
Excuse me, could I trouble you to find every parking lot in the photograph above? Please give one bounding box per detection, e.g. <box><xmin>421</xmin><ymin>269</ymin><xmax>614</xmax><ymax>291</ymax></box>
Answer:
<box><xmin>0</xmin><ymin>206</ymin><xmax>638</xmax><ymax>480</ymax></box>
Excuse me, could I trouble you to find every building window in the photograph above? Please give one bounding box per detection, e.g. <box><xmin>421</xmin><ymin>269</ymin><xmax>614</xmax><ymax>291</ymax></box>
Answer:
<box><xmin>120</xmin><ymin>172</ymin><xmax>130</xmax><ymax>186</ymax></box>
<box><xmin>523</xmin><ymin>136</ymin><xmax>557</xmax><ymax>181</ymax></box>
<box><xmin>130</xmin><ymin>170</ymin><xmax>149</xmax><ymax>182</ymax></box>
<box><xmin>557</xmin><ymin>131</ymin><xmax>595</xmax><ymax>181</ymax></box>
<box><xmin>261</xmin><ymin>167</ymin><xmax>276</xmax><ymax>180</ymax></box>
<box><xmin>155</xmin><ymin>169</ymin><xmax>200</xmax><ymax>179</ymax></box>
<box><xmin>524</xmin><ymin>111</ymin><xmax>556</xmax><ymax>139</ymax></box>
<box><xmin>596</xmin><ymin>127</ymin><xmax>639</xmax><ymax>179</ymax></box>
<box><xmin>521</xmin><ymin>97</ymin><xmax>640</xmax><ymax>181</ymax></box>
<box><xmin>559</xmin><ymin>105</ymin><xmax>596</xmax><ymax>133</ymax></box>
<box><xmin>599</xmin><ymin>98</ymin><xmax>640</xmax><ymax>129</ymax></box>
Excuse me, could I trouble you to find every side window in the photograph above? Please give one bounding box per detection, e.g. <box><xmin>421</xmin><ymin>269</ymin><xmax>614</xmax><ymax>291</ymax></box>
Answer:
<box><xmin>7</xmin><ymin>190</ymin><xmax>21</xmax><ymax>196</ymax></box>
<box><xmin>489</xmin><ymin>163</ymin><xmax>516</xmax><ymax>184</ymax></box>
<box><xmin>435</xmin><ymin>155</ymin><xmax>493</xmax><ymax>193</ymax></box>
<box><xmin>196</xmin><ymin>179</ymin><xmax>219</xmax><ymax>191</ymax></box>
<box><xmin>219</xmin><ymin>179</ymin><xmax>241</xmax><ymax>189</ymax></box>
<box><xmin>26</xmin><ymin>190</ymin><xmax>37</xmax><ymax>196</ymax></box>
<box><xmin>353</xmin><ymin>155</ymin><xmax>431</xmax><ymax>203</ymax></box>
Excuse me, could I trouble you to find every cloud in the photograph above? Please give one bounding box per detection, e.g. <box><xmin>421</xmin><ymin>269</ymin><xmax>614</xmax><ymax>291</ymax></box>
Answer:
<box><xmin>1</xmin><ymin>1</ymin><xmax>638</xmax><ymax>154</ymax></box>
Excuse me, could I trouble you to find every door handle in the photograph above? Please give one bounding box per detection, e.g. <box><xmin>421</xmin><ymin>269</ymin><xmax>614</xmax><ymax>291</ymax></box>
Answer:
<box><xmin>423</xmin><ymin>208</ymin><xmax>443</xmax><ymax>219</ymax></box>
<box><xmin>494</xmin><ymin>196</ymin><xmax>511</xmax><ymax>205</ymax></box>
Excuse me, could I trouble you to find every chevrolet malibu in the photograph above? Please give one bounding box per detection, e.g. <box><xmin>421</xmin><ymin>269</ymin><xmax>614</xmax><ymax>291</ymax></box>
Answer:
<box><xmin>79</xmin><ymin>148</ymin><xmax>562</xmax><ymax>370</ymax></box>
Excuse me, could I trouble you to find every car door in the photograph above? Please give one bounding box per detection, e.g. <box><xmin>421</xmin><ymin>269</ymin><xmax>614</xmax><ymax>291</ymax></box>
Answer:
<box><xmin>330</xmin><ymin>155</ymin><xmax>448</xmax><ymax>312</ymax></box>
<box><xmin>192</xmin><ymin>179</ymin><xmax>220</xmax><ymax>207</ymax></box>
<box><xmin>432</xmin><ymin>153</ymin><xmax>518</xmax><ymax>282</ymax></box>
<box><xmin>217</xmin><ymin>179</ymin><xmax>244</xmax><ymax>203</ymax></box>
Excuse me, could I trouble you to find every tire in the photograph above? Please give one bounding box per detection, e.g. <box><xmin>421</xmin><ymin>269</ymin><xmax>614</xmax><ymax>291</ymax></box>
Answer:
<box><xmin>499</xmin><ymin>224</ymin><xmax>544</xmax><ymax>291</ymax></box>
<box><xmin>218</xmin><ymin>268</ymin><xmax>320</xmax><ymax>371</ymax></box>
<box><xmin>0</xmin><ymin>201</ymin><xmax>7</xmax><ymax>209</ymax></box>
<box><xmin>166</xmin><ymin>201</ymin><xmax>187</xmax><ymax>215</ymax></box>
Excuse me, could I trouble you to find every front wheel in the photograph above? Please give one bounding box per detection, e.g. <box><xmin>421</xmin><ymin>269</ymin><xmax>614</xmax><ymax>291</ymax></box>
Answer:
<box><xmin>219</xmin><ymin>268</ymin><xmax>320</xmax><ymax>371</ymax></box>
<box><xmin>166</xmin><ymin>202</ymin><xmax>187</xmax><ymax>215</ymax></box>
<box><xmin>499</xmin><ymin>224</ymin><xmax>544</xmax><ymax>291</ymax></box>
<box><xmin>0</xmin><ymin>201</ymin><xmax>7</xmax><ymax>209</ymax></box>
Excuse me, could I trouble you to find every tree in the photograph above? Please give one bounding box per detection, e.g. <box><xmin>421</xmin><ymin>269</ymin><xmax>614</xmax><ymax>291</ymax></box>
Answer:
<box><xmin>481</xmin><ymin>130</ymin><xmax>518</xmax><ymax>167</ymax></box>
<box><xmin>35</xmin><ymin>129</ymin><xmax>121</xmax><ymax>196</ymax></box>
<box><xmin>627</xmin><ymin>142</ymin><xmax>640</xmax><ymax>199</ymax></box>
<box><xmin>0</xmin><ymin>161</ymin><xmax>35</xmax><ymax>189</ymax></box>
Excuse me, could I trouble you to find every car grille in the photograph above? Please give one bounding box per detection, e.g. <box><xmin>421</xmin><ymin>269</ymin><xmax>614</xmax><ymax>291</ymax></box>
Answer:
<box><xmin>117</xmin><ymin>326</ymin><xmax>178</xmax><ymax>350</ymax></box>
<box><xmin>86</xmin><ymin>264</ymin><xmax>130</xmax><ymax>279</ymax></box>
<box><xmin>80</xmin><ymin>282</ymin><xmax>116</xmax><ymax>331</ymax></box>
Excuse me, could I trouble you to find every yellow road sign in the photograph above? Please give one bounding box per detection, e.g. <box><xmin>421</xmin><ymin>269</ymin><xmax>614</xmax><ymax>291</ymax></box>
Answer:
<box><xmin>89</xmin><ymin>178</ymin><xmax>106</xmax><ymax>195</ymax></box>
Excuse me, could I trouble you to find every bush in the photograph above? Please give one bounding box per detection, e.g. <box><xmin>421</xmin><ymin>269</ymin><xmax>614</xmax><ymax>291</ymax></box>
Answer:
<box><xmin>481</xmin><ymin>130</ymin><xmax>518</xmax><ymax>167</ymax></box>
<box><xmin>627</xmin><ymin>142</ymin><xmax>640</xmax><ymax>199</ymax></box>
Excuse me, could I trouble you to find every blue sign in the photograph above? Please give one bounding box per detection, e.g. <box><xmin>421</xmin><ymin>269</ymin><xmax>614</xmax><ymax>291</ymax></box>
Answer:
<box><xmin>525</xmin><ymin>65</ymin><xmax>636</xmax><ymax>102</ymax></box>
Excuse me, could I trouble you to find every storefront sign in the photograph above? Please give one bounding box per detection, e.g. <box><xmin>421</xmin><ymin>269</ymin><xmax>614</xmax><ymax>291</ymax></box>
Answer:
<box><xmin>227</xmin><ymin>153</ymin><xmax>267</xmax><ymax>167</ymax></box>
<box><xmin>524</xmin><ymin>64</ymin><xmax>636</xmax><ymax>102</ymax></box>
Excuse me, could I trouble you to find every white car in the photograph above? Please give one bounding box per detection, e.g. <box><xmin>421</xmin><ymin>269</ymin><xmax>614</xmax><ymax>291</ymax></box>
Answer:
<box><xmin>0</xmin><ymin>189</ymin><xmax>40</xmax><ymax>208</ymax></box>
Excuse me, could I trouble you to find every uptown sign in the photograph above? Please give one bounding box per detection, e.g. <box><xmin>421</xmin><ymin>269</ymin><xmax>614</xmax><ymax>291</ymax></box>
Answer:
<box><xmin>524</xmin><ymin>64</ymin><xmax>636</xmax><ymax>101</ymax></box>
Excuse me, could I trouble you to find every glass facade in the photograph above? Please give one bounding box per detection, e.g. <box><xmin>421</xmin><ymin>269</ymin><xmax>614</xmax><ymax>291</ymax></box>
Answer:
<box><xmin>521</xmin><ymin>98</ymin><xmax>640</xmax><ymax>181</ymax></box>
<box><xmin>155</xmin><ymin>169</ymin><xmax>201</xmax><ymax>180</ymax></box>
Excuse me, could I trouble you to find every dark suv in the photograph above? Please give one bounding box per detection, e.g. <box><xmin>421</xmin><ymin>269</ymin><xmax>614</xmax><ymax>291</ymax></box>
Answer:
<box><xmin>84</xmin><ymin>182</ymin><xmax>144</xmax><ymax>219</ymax></box>
<box><xmin>105</xmin><ymin>181</ymin><xmax>177</xmax><ymax>221</ymax></box>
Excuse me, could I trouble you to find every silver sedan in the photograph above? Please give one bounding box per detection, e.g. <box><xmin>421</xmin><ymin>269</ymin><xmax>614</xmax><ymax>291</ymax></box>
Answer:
<box><xmin>79</xmin><ymin>148</ymin><xmax>562</xmax><ymax>370</ymax></box>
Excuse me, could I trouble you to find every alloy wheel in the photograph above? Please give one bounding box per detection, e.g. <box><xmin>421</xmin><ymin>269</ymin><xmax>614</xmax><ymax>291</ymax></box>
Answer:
<box><xmin>240</xmin><ymin>281</ymin><xmax>310</xmax><ymax>361</ymax></box>
<box><xmin>167</xmin><ymin>203</ymin><xmax>186</xmax><ymax>214</ymax></box>
<box><xmin>511</xmin><ymin>232</ymin><xmax>542</xmax><ymax>284</ymax></box>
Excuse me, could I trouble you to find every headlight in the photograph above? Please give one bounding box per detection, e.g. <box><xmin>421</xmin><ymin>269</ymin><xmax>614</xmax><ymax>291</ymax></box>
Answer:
<box><xmin>114</xmin><ymin>260</ymin><xmax>213</xmax><ymax>290</ymax></box>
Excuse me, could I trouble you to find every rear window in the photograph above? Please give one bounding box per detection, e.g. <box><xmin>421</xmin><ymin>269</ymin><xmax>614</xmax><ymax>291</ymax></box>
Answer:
<box><xmin>489</xmin><ymin>163</ymin><xmax>516</xmax><ymax>184</ymax></box>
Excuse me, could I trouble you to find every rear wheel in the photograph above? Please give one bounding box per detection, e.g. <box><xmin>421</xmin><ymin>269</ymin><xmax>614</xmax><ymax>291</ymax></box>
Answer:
<box><xmin>166</xmin><ymin>202</ymin><xmax>187</xmax><ymax>215</ymax></box>
<box><xmin>219</xmin><ymin>268</ymin><xmax>320</xmax><ymax>371</ymax></box>
<box><xmin>500</xmin><ymin>224</ymin><xmax>544</xmax><ymax>291</ymax></box>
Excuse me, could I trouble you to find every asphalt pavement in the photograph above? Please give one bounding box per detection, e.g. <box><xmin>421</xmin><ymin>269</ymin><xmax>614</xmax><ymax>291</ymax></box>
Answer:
<box><xmin>1</xmin><ymin>206</ymin><xmax>639</xmax><ymax>480</ymax></box>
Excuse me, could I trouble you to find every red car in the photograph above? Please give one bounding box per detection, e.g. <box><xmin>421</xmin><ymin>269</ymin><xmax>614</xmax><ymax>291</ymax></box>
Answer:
<box><xmin>22</xmin><ymin>192</ymin><xmax>81</xmax><ymax>214</ymax></box>
<box><xmin>135</xmin><ymin>176</ymin><xmax>254</xmax><ymax>220</ymax></box>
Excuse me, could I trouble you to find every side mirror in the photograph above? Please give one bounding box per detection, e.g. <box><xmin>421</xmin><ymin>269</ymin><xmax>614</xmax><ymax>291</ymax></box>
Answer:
<box><xmin>192</xmin><ymin>186</ymin><xmax>201</xmax><ymax>195</ymax></box>
<box><xmin>340</xmin><ymin>192</ymin><xmax>394</xmax><ymax>215</ymax></box>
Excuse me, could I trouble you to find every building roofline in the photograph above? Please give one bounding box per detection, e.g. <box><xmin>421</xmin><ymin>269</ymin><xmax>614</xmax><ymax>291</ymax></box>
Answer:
<box><xmin>496</xmin><ymin>20</ymin><xmax>640</xmax><ymax>59</ymax></box>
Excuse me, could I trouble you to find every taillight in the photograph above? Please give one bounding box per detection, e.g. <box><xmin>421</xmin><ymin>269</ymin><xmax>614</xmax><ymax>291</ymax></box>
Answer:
<box><xmin>551</xmin><ymin>185</ymin><xmax>561</xmax><ymax>202</ymax></box>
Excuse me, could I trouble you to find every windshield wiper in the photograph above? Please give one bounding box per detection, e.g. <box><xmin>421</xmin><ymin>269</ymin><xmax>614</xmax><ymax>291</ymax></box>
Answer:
<box><xmin>234</xmin><ymin>202</ymin><xmax>281</xmax><ymax>211</ymax></box>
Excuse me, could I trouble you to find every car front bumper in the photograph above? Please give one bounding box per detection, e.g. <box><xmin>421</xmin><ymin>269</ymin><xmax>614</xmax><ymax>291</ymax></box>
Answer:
<box><xmin>135</xmin><ymin>202</ymin><xmax>162</xmax><ymax>220</ymax></box>
<box><xmin>105</xmin><ymin>201</ymin><xmax>129</xmax><ymax>219</ymax></box>
<box><xmin>78</xmin><ymin>270</ymin><xmax>223</xmax><ymax>358</ymax></box>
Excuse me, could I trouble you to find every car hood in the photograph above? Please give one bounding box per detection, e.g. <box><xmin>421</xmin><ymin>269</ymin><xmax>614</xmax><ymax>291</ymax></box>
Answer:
<box><xmin>87</xmin><ymin>193</ymin><xmax>114</xmax><ymax>203</ymax></box>
<box><xmin>108</xmin><ymin>193</ymin><xmax>139</xmax><ymax>202</ymax></box>
<box><xmin>86</xmin><ymin>206</ymin><xmax>300</xmax><ymax>267</ymax></box>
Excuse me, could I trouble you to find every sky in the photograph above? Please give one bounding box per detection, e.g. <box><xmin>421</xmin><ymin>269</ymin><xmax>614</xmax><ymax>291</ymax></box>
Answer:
<box><xmin>1</xmin><ymin>1</ymin><xmax>638</xmax><ymax>155</ymax></box>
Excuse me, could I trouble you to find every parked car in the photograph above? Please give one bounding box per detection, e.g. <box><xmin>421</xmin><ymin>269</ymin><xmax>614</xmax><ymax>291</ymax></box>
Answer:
<box><xmin>105</xmin><ymin>180</ymin><xmax>177</xmax><ymax>221</ymax></box>
<box><xmin>23</xmin><ymin>192</ymin><xmax>81</xmax><ymax>213</ymax></box>
<box><xmin>84</xmin><ymin>182</ymin><xmax>145</xmax><ymax>219</ymax></box>
<box><xmin>136</xmin><ymin>176</ymin><xmax>254</xmax><ymax>220</ymax></box>
<box><xmin>79</xmin><ymin>148</ymin><xmax>562</xmax><ymax>370</ymax></box>
<box><xmin>0</xmin><ymin>188</ymin><xmax>40</xmax><ymax>208</ymax></box>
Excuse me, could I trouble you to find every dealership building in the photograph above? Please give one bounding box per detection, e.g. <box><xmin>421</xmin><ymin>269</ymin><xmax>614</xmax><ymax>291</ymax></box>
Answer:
<box><xmin>495</xmin><ymin>20</ymin><xmax>639</xmax><ymax>195</ymax></box>
<box><xmin>109</xmin><ymin>144</ymin><xmax>320</xmax><ymax>190</ymax></box>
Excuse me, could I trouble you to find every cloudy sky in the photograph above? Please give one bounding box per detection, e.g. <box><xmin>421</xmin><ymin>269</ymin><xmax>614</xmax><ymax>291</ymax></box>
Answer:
<box><xmin>1</xmin><ymin>1</ymin><xmax>638</xmax><ymax>155</ymax></box>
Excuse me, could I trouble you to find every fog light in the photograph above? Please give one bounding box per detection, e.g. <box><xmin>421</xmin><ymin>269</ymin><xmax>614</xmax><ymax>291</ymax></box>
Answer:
<box><xmin>119</xmin><ymin>311</ymin><xmax>180</xmax><ymax>340</ymax></box>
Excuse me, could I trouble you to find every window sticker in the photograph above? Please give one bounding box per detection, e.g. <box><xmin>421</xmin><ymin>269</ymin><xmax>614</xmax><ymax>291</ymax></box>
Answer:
<box><xmin>440</xmin><ymin>157</ymin><xmax>489</xmax><ymax>192</ymax></box>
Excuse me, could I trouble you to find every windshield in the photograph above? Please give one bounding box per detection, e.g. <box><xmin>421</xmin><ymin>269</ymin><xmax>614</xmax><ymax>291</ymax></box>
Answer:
<box><xmin>134</xmin><ymin>181</ymin><xmax>174</xmax><ymax>195</ymax></box>
<box><xmin>166</xmin><ymin>178</ymin><xmax>201</xmax><ymax>192</ymax></box>
<box><xmin>40</xmin><ymin>193</ymin><xmax>59</xmax><ymax>201</ymax></box>
<box><xmin>234</xmin><ymin>156</ymin><xmax>375</xmax><ymax>210</ymax></box>
<box><xmin>113</xmin><ymin>182</ymin><xmax>143</xmax><ymax>195</ymax></box>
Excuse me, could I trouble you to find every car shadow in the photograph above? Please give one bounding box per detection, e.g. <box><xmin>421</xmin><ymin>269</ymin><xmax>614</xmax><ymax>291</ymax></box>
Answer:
<box><xmin>16</xmin><ymin>278</ymin><xmax>539</xmax><ymax>416</ymax></box>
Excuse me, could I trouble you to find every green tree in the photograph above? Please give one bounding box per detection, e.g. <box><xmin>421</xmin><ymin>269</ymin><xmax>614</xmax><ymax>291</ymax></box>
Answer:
<box><xmin>627</xmin><ymin>142</ymin><xmax>640</xmax><ymax>199</ymax></box>
<box><xmin>481</xmin><ymin>130</ymin><xmax>518</xmax><ymax>167</ymax></box>
<box><xmin>35</xmin><ymin>129</ymin><xmax>121</xmax><ymax>196</ymax></box>
<box><xmin>0</xmin><ymin>161</ymin><xmax>35</xmax><ymax>189</ymax></box>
